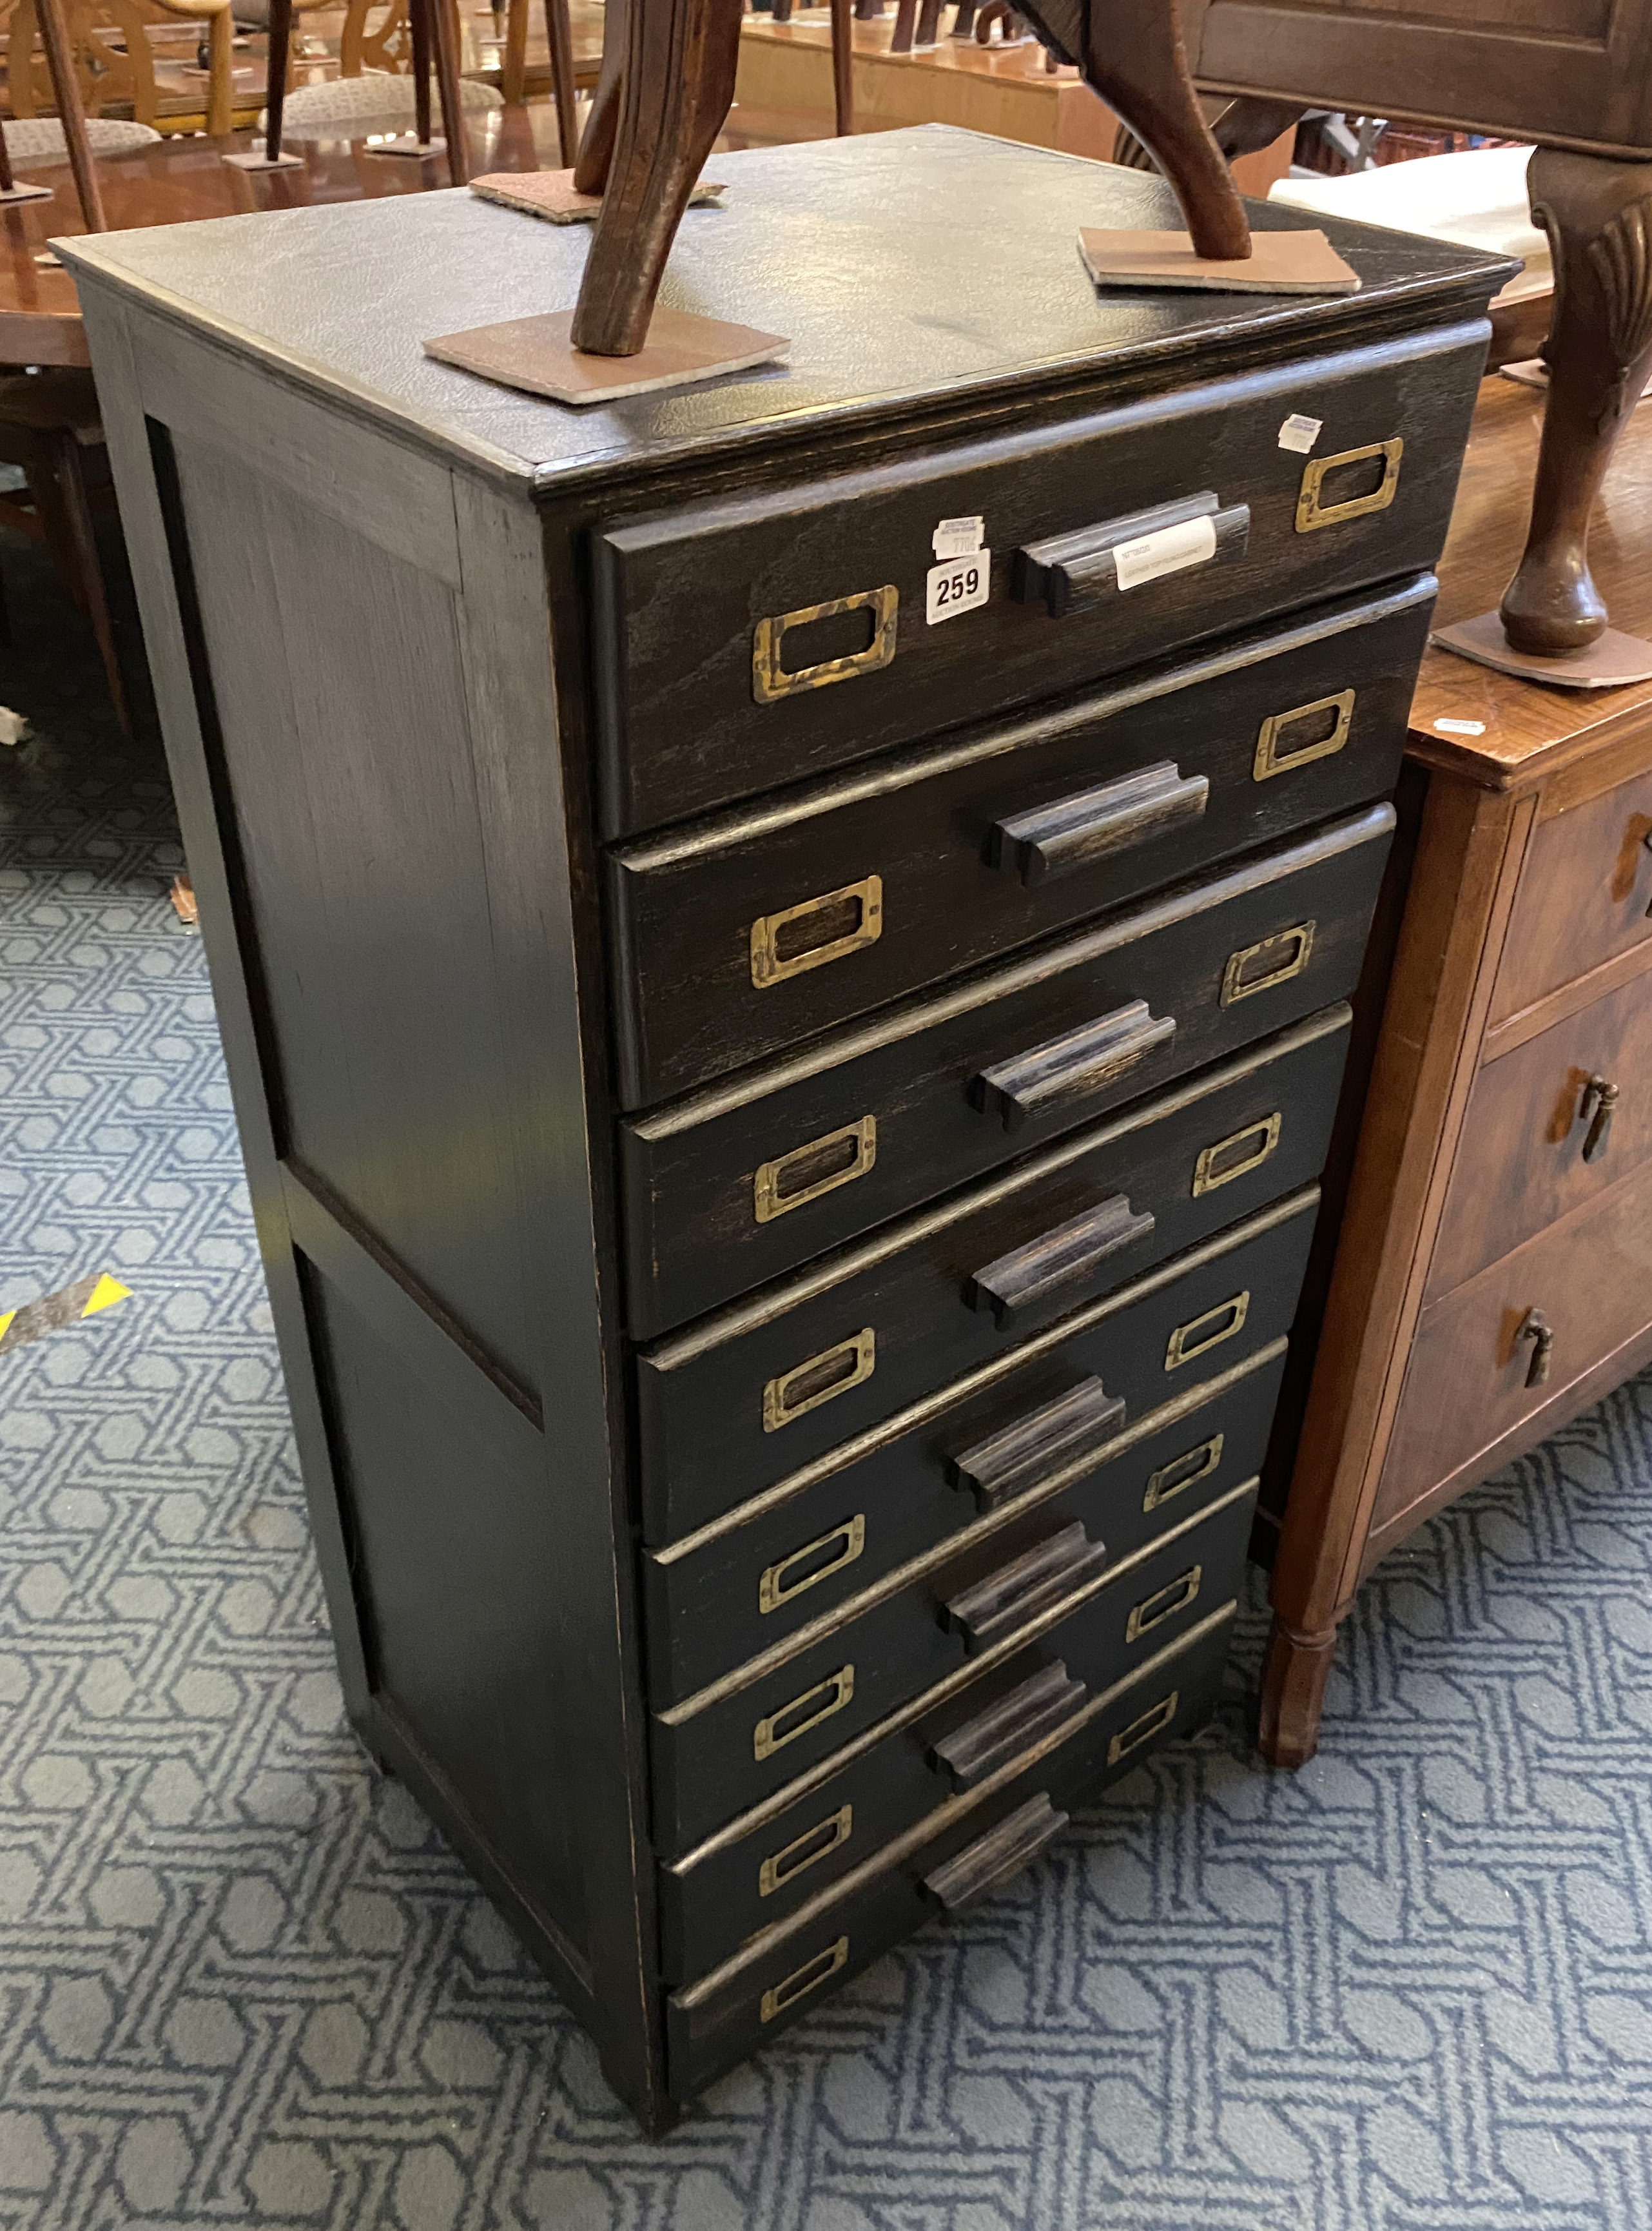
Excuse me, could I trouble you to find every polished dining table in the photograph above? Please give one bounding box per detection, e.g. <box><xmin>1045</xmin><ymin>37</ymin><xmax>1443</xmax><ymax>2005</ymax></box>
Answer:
<box><xmin>1</xmin><ymin>104</ymin><xmax>564</xmax><ymax>367</ymax></box>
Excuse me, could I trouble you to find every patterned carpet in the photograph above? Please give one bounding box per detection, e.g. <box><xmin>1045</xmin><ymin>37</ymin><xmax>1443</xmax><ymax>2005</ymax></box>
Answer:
<box><xmin>4</xmin><ymin>512</ymin><xmax>1652</xmax><ymax>2230</ymax></box>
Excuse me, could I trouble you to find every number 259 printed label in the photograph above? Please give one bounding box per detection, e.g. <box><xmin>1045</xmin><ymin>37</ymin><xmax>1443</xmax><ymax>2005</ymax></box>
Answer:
<box><xmin>926</xmin><ymin>550</ymin><xmax>990</xmax><ymax>625</ymax></box>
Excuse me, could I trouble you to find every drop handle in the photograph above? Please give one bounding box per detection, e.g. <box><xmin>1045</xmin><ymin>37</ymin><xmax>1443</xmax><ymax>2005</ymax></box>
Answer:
<box><xmin>942</xmin><ymin>1518</ymin><xmax>1110</xmax><ymax>1653</ymax></box>
<box><xmin>1013</xmin><ymin>492</ymin><xmax>1250</xmax><ymax>618</ymax></box>
<box><xmin>949</xmin><ymin>1377</ymin><xmax>1127</xmax><ymax>1512</ymax></box>
<box><xmin>1579</xmin><ymin>1075</ymin><xmax>1618</xmax><ymax>1163</ymax></box>
<box><xmin>966</xmin><ymin>1194</ymin><xmax>1155</xmax><ymax>1328</ymax></box>
<box><xmin>987</xmin><ymin>763</ymin><xmax>1210</xmax><ymax>886</ymax></box>
<box><xmin>971</xmin><ymin>1000</ymin><xmax>1176</xmax><ymax>1132</ymax></box>
<box><xmin>1519</xmin><ymin>1307</ymin><xmax>1553</xmax><ymax>1390</ymax></box>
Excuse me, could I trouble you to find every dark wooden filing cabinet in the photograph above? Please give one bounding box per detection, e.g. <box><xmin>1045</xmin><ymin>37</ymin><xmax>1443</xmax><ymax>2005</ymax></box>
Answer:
<box><xmin>63</xmin><ymin>127</ymin><xmax>1509</xmax><ymax>2130</ymax></box>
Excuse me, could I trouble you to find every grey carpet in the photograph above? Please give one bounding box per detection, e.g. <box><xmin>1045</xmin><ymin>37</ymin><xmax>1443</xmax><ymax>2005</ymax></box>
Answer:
<box><xmin>3</xmin><ymin>516</ymin><xmax>1651</xmax><ymax>2228</ymax></box>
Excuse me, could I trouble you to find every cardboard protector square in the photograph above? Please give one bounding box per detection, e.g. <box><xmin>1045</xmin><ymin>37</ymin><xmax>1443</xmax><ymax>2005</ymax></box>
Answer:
<box><xmin>471</xmin><ymin>168</ymin><xmax>726</xmax><ymax>224</ymax></box>
<box><xmin>422</xmin><ymin>306</ymin><xmax>790</xmax><ymax>405</ymax></box>
<box><xmin>1433</xmin><ymin>609</ymin><xmax>1652</xmax><ymax>690</ymax></box>
<box><xmin>1079</xmin><ymin>227</ymin><xmax>1359</xmax><ymax>297</ymax></box>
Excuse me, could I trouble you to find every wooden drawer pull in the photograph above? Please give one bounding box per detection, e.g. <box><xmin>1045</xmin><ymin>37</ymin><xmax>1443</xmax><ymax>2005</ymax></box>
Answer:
<box><xmin>759</xmin><ymin>1514</ymin><xmax>866</xmax><ymax>1615</ymax></box>
<box><xmin>922</xmin><ymin>1791</ymin><xmax>1069</xmax><ymax>1913</ymax></box>
<box><xmin>1519</xmin><ymin>1307</ymin><xmax>1553</xmax><ymax>1390</ymax></box>
<box><xmin>1295</xmin><ymin>439</ymin><xmax>1403</xmax><ymax>532</ymax></box>
<box><xmin>1221</xmin><ymin>922</ymin><xmax>1315</xmax><ymax>1006</ymax></box>
<box><xmin>750</xmin><ymin>875</ymin><xmax>883</xmax><ymax>989</ymax></box>
<box><xmin>753</xmin><ymin>1665</ymin><xmax>855</xmax><ymax>1760</ymax></box>
<box><xmin>1125</xmin><ymin>1564</ymin><xmax>1201</xmax><ymax>1644</ymax></box>
<box><xmin>1013</xmin><ymin>492</ymin><xmax>1249</xmax><ymax>618</ymax></box>
<box><xmin>965</xmin><ymin>1194</ymin><xmax>1154</xmax><ymax>1327</ymax></box>
<box><xmin>759</xmin><ymin>1935</ymin><xmax>849</xmax><ymax>2021</ymax></box>
<box><xmin>943</xmin><ymin>1518</ymin><xmax>1110</xmax><ymax>1654</ymax></box>
<box><xmin>987</xmin><ymin>762</ymin><xmax>1209</xmax><ymax>886</ymax></box>
<box><xmin>758</xmin><ymin>1804</ymin><xmax>853</xmax><ymax>1898</ymax></box>
<box><xmin>929</xmin><ymin>1660</ymin><xmax>1088</xmax><ymax>1790</ymax></box>
<box><xmin>1254</xmin><ymin>689</ymin><xmax>1356</xmax><ymax>782</ymax></box>
<box><xmin>1192</xmin><ymin>1112</ymin><xmax>1281</xmax><ymax>1196</ymax></box>
<box><xmin>752</xmin><ymin>587</ymin><xmax>898</xmax><ymax>704</ymax></box>
<box><xmin>1107</xmin><ymin>1688</ymin><xmax>1179</xmax><ymax>1766</ymax></box>
<box><xmin>1579</xmin><ymin>1075</ymin><xmax>1618</xmax><ymax>1164</ymax></box>
<box><xmin>1165</xmin><ymin>1290</ymin><xmax>1249</xmax><ymax>1370</ymax></box>
<box><xmin>1143</xmin><ymin>1431</ymin><xmax>1224</xmax><ymax>1514</ymax></box>
<box><xmin>763</xmin><ymin>1329</ymin><xmax>875</xmax><ymax>1432</ymax></box>
<box><xmin>949</xmin><ymin>1378</ymin><xmax>1125</xmax><ymax>1512</ymax></box>
<box><xmin>753</xmin><ymin>1116</ymin><xmax>876</xmax><ymax>1223</ymax></box>
<box><xmin>971</xmin><ymin>1000</ymin><xmax>1175</xmax><ymax>1132</ymax></box>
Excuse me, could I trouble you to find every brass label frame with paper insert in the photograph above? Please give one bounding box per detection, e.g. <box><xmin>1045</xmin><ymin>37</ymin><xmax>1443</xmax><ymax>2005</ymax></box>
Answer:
<box><xmin>1143</xmin><ymin>1432</ymin><xmax>1225</xmax><ymax>1513</ymax></box>
<box><xmin>1221</xmin><ymin>922</ymin><xmax>1314</xmax><ymax>1006</ymax></box>
<box><xmin>751</xmin><ymin>875</ymin><xmax>884</xmax><ymax>989</ymax></box>
<box><xmin>763</xmin><ymin>1329</ymin><xmax>876</xmax><ymax>1432</ymax></box>
<box><xmin>760</xmin><ymin>1936</ymin><xmax>850</xmax><ymax>2022</ymax></box>
<box><xmin>753</xmin><ymin>1664</ymin><xmax>855</xmax><ymax>1760</ymax></box>
<box><xmin>753</xmin><ymin>1116</ymin><xmax>877</xmax><ymax>1224</ymax></box>
<box><xmin>1192</xmin><ymin>1111</ymin><xmax>1282</xmax><ymax>1196</ymax></box>
<box><xmin>1295</xmin><ymin>439</ymin><xmax>1403</xmax><ymax>532</ymax></box>
<box><xmin>759</xmin><ymin>1804</ymin><xmax>854</xmax><ymax>1898</ymax></box>
<box><xmin>1125</xmin><ymin>1565</ymin><xmax>1202</xmax><ymax>1644</ymax></box>
<box><xmin>1165</xmin><ymin>1291</ymin><xmax>1250</xmax><ymax>1370</ymax></box>
<box><xmin>759</xmin><ymin>1515</ymin><xmax>866</xmax><ymax>1615</ymax></box>
<box><xmin>752</xmin><ymin>587</ymin><xmax>899</xmax><ymax>704</ymax></box>
<box><xmin>1107</xmin><ymin>1690</ymin><xmax>1180</xmax><ymax>1765</ymax></box>
<box><xmin>1254</xmin><ymin>689</ymin><xmax>1356</xmax><ymax>781</ymax></box>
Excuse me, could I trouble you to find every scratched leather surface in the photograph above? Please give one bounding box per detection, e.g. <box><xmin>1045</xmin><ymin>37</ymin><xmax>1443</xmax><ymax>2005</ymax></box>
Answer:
<box><xmin>55</xmin><ymin>125</ymin><xmax>1515</xmax><ymax>489</ymax></box>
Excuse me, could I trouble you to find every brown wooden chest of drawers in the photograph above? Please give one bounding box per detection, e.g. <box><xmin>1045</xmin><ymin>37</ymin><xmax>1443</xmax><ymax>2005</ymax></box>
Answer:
<box><xmin>63</xmin><ymin>128</ymin><xmax>1506</xmax><ymax>2129</ymax></box>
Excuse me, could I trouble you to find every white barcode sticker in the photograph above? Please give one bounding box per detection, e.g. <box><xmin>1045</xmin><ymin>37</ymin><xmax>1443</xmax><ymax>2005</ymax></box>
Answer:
<box><xmin>933</xmin><ymin>514</ymin><xmax>985</xmax><ymax>561</ymax></box>
<box><xmin>1278</xmin><ymin>413</ymin><xmax>1323</xmax><ymax>454</ymax></box>
<box><xmin>927</xmin><ymin>550</ymin><xmax>991</xmax><ymax>624</ymax></box>
<box><xmin>1113</xmin><ymin>514</ymin><xmax>1218</xmax><ymax>592</ymax></box>
<box><xmin>1433</xmin><ymin>717</ymin><xmax>1487</xmax><ymax>736</ymax></box>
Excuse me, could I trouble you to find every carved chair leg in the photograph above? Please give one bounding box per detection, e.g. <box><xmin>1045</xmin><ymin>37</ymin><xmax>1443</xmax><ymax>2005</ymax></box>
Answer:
<box><xmin>571</xmin><ymin>0</ymin><xmax>743</xmax><ymax>355</ymax></box>
<box><xmin>543</xmin><ymin>0</ymin><xmax>579</xmax><ymax>168</ymax></box>
<box><xmin>35</xmin><ymin>0</ymin><xmax>106</xmax><ymax>229</ymax></box>
<box><xmin>572</xmin><ymin>0</ymin><xmax>625</xmax><ymax>193</ymax></box>
<box><xmin>1501</xmin><ymin>148</ymin><xmax>1652</xmax><ymax>656</ymax></box>
<box><xmin>1257</xmin><ymin>1614</ymin><xmax>1338</xmax><ymax>1769</ymax></box>
<box><xmin>830</xmin><ymin>0</ymin><xmax>853</xmax><ymax>132</ymax></box>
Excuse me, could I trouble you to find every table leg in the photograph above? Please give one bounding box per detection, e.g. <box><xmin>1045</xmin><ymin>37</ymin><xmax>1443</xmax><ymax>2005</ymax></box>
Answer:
<box><xmin>544</xmin><ymin>0</ymin><xmax>578</xmax><ymax>166</ymax></box>
<box><xmin>1257</xmin><ymin>1615</ymin><xmax>1339</xmax><ymax>1769</ymax></box>
<box><xmin>1500</xmin><ymin>148</ymin><xmax>1652</xmax><ymax>656</ymax></box>
<box><xmin>431</xmin><ymin>0</ymin><xmax>469</xmax><ymax>182</ymax></box>
<box><xmin>33</xmin><ymin>0</ymin><xmax>106</xmax><ymax>232</ymax></box>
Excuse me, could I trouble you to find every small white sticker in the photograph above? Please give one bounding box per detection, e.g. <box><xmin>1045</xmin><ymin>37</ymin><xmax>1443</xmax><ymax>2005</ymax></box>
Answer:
<box><xmin>926</xmin><ymin>550</ymin><xmax>991</xmax><ymax>625</ymax></box>
<box><xmin>933</xmin><ymin>514</ymin><xmax>985</xmax><ymax>561</ymax></box>
<box><xmin>1278</xmin><ymin>413</ymin><xmax>1323</xmax><ymax>454</ymax></box>
<box><xmin>1433</xmin><ymin>717</ymin><xmax>1487</xmax><ymax>736</ymax></box>
<box><xmin>1113</xmin><ymin>514</ymin><xmax>1218</xmax><ymax>592</ymax></box>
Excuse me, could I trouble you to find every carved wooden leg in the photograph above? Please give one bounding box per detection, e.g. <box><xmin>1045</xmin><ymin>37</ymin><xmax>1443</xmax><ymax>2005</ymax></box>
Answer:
<box><xmin>572</xmin><ymin>0</ymin><xmax>624</xmax><ymax>193</ymax></box>
<box><xmin>543</xmin><ymin>0</ymin><xmax>579</xmax><ymax>167</ymax></box>
<box><xmin>1080</xmin><ymin>0</ymin><xmax>1247</xmax><ymax>259</ymax></box>
<box><xmin>35</xmin><ymin>0</ymin><xmax>106</xmax><ymax>229</ymax></box>
<box><xmin>1257</xmin><ymin>1615</ymin><xmax>1338</xmax><ymax>1769</ymax></box>
<box><xmin>1501</xmin><ymin>148</ymin><xmax>1652</xmax><ymax>656</ymax></box>
<box><xmin>830</xmin><ymin>0</ymin><xmax>853</xmax><ymax>130</ymax></box>
<box><xmin>570</xmin><ymin>0</ymin><xmax>743</xmax><ymax>355</ymax></box>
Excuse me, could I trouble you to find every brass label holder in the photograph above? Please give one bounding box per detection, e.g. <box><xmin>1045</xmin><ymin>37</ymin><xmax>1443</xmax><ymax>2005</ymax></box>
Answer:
<box><xmin>758</xmin><ymin>1804</ymin><xmax>854</xmax><ymax>1898</ymax></box>
<box><xmin>760</xmin><ymin>1935</ymin><xmax>850</xmax><ymax>2021</ymax></box>
<box><xmin>1125</xmin><ymin>1564</ymin><xmax>1202</xmax><ymax>1644</ymax></box>
<box><xmin>1192</xmin><ymin>1111</ymin><xmax>1282</xmax><ymax>1196</ymax></box>
<box><xmin>1107</xmin><ymin>1689</ymin><xmax>1180</xmax><ymax>1765</ymax></box>
<box><xmin>1221</xmin><ymin>922</ymin><xmax>1314</xmax><ymax>1006</ymax></box>
<box><xmin>759</xmin><ymin>1515</ymin><xmax>866</xmax><ymax>1615</ymax></box>
<box><xmin>750</xmin><ymin>875</ymin><xmax>884</xmax><ymax>989</ymax></box>
<box><xmin>753</xmin><ymin>1116</ymin><xmax>877</xmax><ymax>1224</ymax></box>
<box><xmin>1296</xmin><ymin>439</ymin><xmax>1403</xmax><ymax>532</ymax></box>
<box><xmin>753</xmin><ymin>1664</ymin><xmax>855</xmax><ymax>1760</ymax></box>
<box><xmin>1143</xmin><ymin>1432</ymin><xmax>1225</xmax><ymax>1514</ymax></box>
<box><xmin>1254</xmin><ymin>689</ymin><xmax>1356</xmax><ymax>781</ymax></box>
<box><xmin>1165</xmin><ymin>1291</ymin><xmax>1250</xmax><ymax>1370</ymax></box>
<box><xmin>752</xmin><ymin>587</ymin><xmax>899</xmax><ymax>704</ymax></box>
<box><xmin>763</xmin><ymin>1329</ymin><xmax>877</xmax><ymax>1432</ymax></box>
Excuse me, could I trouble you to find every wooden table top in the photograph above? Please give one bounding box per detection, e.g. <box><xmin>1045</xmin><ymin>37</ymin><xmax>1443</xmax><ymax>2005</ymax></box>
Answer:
<box><xmin>1410</xmin><ymin>375</ymin><xmax>1652</xmax><ymax>788</ymax></box>
<box><xmin>0</xmin><ymin>103</ymin><xmax>565</xmax><ymax>368</ymax></box>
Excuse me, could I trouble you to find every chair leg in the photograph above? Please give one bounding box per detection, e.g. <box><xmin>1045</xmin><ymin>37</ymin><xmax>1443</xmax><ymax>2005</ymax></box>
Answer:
<box><xmin>543</xmin><ymin>0</ymin><xmax>578</xmax><ymax>166</ymax></box>
<box><xmin>430</xmin><ymin>0</ymin><xmax>469</xmax><ymax>182</ymax></box>
<box><xmin>47</xmin><ymin>434</ymin><xmax>131</xmax><ymax>736</ymax></box>
<box><xmin>262</xmin><ymin>0</ymin><xmax>293</xmax><ymax>161</ymax></box>
<box><xmin>410</xmin><ymin>0</ymin><xmax>434</xmax><ymax>144</ymax></box>
<box><xmin>34</xmin><ymin>0</ymin><xmax>106</xmax><ymax>229</ymax></box>
<box><xmin>889</xmin><ymin>0</ymin><xmax>915</xmax><ymax>50</ymax></box>
<box><xmin>501</xmin><ymin>0</ymin><xmax>527</xmax><ymax>102</ymax></box>
<box><xmin>572</xmin><ymin>0</ymin><xmax>625</xmax><ymax>193</ymax></box>
<box><xmin>204</xmin><ymin>5</ymin><xmax>233</xmax><ymax>135</ymax></box>
<box><xmin>570</xmin><ymin>0</ymin><xmax>743</xmax><ymax>355</ymax></box>
<box><xmin>830</xmin><ymin>0</ymin><xmax>852</xmax><ymax>130</ymax></box>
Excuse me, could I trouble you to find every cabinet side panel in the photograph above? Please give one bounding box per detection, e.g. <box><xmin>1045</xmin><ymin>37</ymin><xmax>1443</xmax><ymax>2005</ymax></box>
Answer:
<box><xmin>167</xmin><ymin>432</ymin><xmax>542</xmax><ymax>1401</ymax></box>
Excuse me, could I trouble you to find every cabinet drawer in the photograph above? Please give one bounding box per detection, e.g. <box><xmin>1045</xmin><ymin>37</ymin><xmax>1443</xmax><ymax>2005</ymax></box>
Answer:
<box><xmin>637</xmin><ymin>1008</ymin><xmax>1347</xmax><ymax>1544</ymax></box>
<box><xmin>1429</xmin><ymin>961</ymin><xmax>1652</xmax><ymax>1299</ymax></box>
<box><xmin>1376</xmin><ymin>1153</ymin><xmax>1652</xmax><ymax>1536</ymax></box>
<box><xmin>594</xmin><ymin>322</ymin><xmax>1484</xmax><ymax>836</ymax></box>
<box><xmin>623</xmin><ymin>805</ymin><xmax>1392</xmax><ymax>1338</ymax></box>
<box><xmin>644</xmin><ymin>1193</ymin><xmax>1308</xmax><ymax>1704</ymax></box>
<box><xmin>649</xmin><ymin>1454</ymin><xmax>1259</xmax><ymax>1855</ymax></box>
<box><xmin>661</xmin><ymin>1592</ymin><xmax>1236</xmax><ymax>2052</ymax></box>
<box><xmin>608</xmin><ymin>581</ymin><xmax>1429</xmax><ymax>1107</ymax></box>
<box><xmin>1491</xmin><ymin>757</ymin><xmax>1652</xmax><ymax>1024</ymax></box>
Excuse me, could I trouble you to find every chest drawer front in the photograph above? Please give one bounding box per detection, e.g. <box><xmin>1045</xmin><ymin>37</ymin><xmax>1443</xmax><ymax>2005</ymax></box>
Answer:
<box><xmin>1429</xmin><ymin>963</ymin><xmax>1652</xmax><ymax>1300</ymax></box>
<box><xmin>1492</xmin><ymin>759</ymin><xmax>1652</xmax><ymax>1024</ymax></box>
<box><xmin>659</xmin><ymin>1569</ymin><xmax>1240</xmax><ymax>2019</ymax></box>
<box><xmin>609</xmin><ymin>584</ymin><xmax>1428</xmax><ymax>1107</ymax></box>
<box><xmin>648</xmin><ymin>1430</ymin><xmax>1261</xmax><ymax>1855</ymax></box>
<box><xmin>638</xmin><ymin>1010</ymin><xmax>1346</xmax><ymax>1544</ymax></box>
<box><xmin>1375</xmin><ymin>1153</ymin><xmax>1652</xmax><ymax>1539</ymax></box>
<box><xmin>623</xmin><ymin>806</ymin><xmax>1391</xmax><ymax>1338</ymax></box>
<box><xmin>643</xmin><ymin>1199</ymin><xmax>1307</xmax><ymax>1706</ymax></box>
<box><xmin>594</xmin><ymin>323</ymin><xmax>1484</xmax><ymax>837</ymax></box>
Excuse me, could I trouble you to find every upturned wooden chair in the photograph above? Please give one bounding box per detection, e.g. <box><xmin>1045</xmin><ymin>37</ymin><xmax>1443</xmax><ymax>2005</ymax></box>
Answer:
<box><xmin>2</xmin><ymin>0</ymin><xmax>235</xmax><ymax>135</ymax></box>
